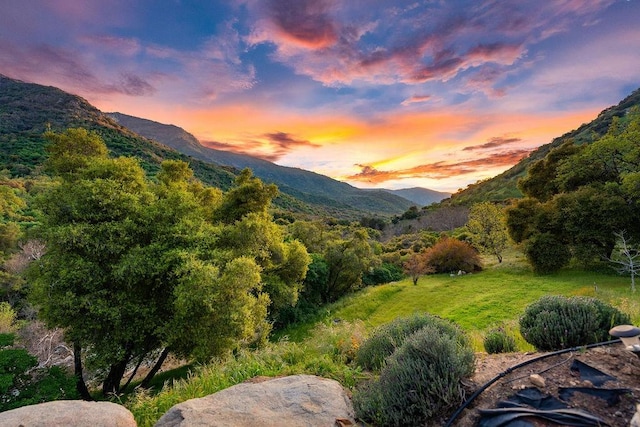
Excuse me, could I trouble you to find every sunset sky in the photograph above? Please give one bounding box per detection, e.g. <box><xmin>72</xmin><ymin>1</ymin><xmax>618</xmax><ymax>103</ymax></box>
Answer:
<box><xmin>2</xmin><ymin>1</ymin><xmax>640</xmax><ymax>192</ymax></box>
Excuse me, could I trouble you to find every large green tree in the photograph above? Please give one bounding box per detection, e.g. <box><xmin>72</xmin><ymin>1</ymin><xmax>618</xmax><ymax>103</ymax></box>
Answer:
<box><xmin>465</xmin><ymin>202</ymin><xmax>509</xmax><ymax>263</ymax></box>
<box><xmin>29</xmin><ymin>129</ymin><xmax>308</xmax><ymax>397</ymax></box>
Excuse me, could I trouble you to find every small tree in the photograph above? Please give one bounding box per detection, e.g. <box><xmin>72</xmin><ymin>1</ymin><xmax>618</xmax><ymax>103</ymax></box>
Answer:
<box><xmin>466</xmin><ymin>202</ymin><xmax>509</xmax><ymax>263</ymax></box>
<box><xmin>607</xmin><ymin>231</ymin><xmax>640</xmax><ymax>292</ymax></box>
<box><xmin>403</xmin><ymin>252</ymin><xmax>433</xmax><ymax>285</ymax></box>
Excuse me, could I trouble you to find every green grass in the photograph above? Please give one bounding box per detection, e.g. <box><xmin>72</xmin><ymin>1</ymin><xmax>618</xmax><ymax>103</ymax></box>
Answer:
<box><xmin>125</xmin><ymin>252</ymin><xmax>639</xmax><ymax>425</ymax></box>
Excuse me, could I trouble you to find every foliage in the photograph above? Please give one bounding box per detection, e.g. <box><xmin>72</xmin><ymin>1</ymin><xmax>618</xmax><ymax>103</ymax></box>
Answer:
<box><xmin>402</xmin><ymin>252</ymin><xmax>433</xmax><ymax>285</ymax></box>
<box><xmin>355</xmin><ymin>313</ymin><xmax>469</xmax><ymax>372</ymax></box>
<box><xmin>0</xmin><ymin>332</ymin><xmax>78</xmax><ymax>411</ymax></box>
<box><xmin>519</xmin><ymin>295</ymin><xmax>630</xmax><ymax>351</ymax></box>
<box><xmin>353</xmin><ymin>325</ymin><xmax>474</xmax><ymax>426</ymax></box>
<box><xmin>362</xmin><ymin>262</ymin><xmax>403</xmax><ymax>286</ymax></box>
<box><xmin>507</xmin><ymin>112</ymin><xmax>640</xmax><ymax>273</ymax></box>
<box><xmin>524</xmin><ymin>232</ymin><xmax>572</xmax><ymax>274</ymax></box>
<box><xmin>422</xmin><ymin>236</ymin><xmax>482</xmax><ymax>273</ymax></box>
<box><xmin>483</xmin><ymin>327</ymin><xmax>517</xmax><ymax>354</ymax></box>
<box><xmin>466</xmin><ymin>202</ymin><xmax>509</xmax><ymax>263</ymax></box>
<box><xmin>29</xmin><ymin>129</ymin><xmax>309</xmax><ymax>396</ymax></box>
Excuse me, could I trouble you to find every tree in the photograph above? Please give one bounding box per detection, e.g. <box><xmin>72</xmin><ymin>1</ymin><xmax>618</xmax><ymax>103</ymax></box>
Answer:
<box><xmin>465</xmin><ymin>202</ymin><xmax>509</xmax><ymax>263</ymax></box>
<box><xmin>29</xmin><ymin>129</ymin><xmax>308</xmax><ymax>397</ymax></box>
<box><xmin>607</xmin><ymin>231</ymin><xmax>640</xmax><ymax>292</ymax></box>
<box><xmin>322</xmin><ymin>229</ymin><xmax>377</xmax><ymax>303</ymax></box>
<box><xmin>403</xmin><ymin>252</ymin><xmax>433</xmax><ymax>285</ymax></box>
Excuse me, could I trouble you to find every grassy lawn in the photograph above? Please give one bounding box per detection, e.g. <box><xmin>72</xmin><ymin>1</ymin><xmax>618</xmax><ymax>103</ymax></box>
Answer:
<box><xmin>126</xmin><ymin>252</ymin><xmax>640</xmax><ymax>425</ymax></box>
<box><xmin>279</xmin><ymin>251</ymin><xmax>638</xmax><ymax>347</ymax></box>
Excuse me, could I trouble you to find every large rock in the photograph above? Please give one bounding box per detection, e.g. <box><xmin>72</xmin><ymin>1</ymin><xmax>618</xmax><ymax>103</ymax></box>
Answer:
<box><xmin>155</xmin><ymin>374</ymin><xmax>355</xmax><ymax>427</ymax></box>
<box><xmin>0</xmin><ymin>400</ymin><xmax>137</xmax><ymax>426</ymax></box>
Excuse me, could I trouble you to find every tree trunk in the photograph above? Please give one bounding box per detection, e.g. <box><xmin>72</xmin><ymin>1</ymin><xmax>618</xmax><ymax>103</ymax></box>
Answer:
<box><xmin>73</xmin><ymin>342</ymin><xmax>92</xmax><ymax>401</ymax></box>
<box><xmin>139</xmin><ymin>347</ymin><xmax>170</xmax><ymax>389</ymax></box>
<box><xmin>102</xmin><ymin>346</ymin><xmax>133</xmax><ymax>396</ymax></box>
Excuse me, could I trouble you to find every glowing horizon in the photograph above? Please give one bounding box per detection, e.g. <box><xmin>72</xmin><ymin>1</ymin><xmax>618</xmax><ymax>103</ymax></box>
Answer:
<box><xmin>1</xmin><ymin>1</ymin><xmax>639</xmax><ymax>193</ymax></box>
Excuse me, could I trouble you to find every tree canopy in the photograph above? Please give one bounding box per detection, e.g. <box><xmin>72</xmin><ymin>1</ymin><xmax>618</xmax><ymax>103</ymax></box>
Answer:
<box><xmin>29</xmin><ymin>128</ymin><xmax>309</xmax><ymax>396</ymax></box>
<box><xmin>507</xmin><ymin>110</ymin><xmax>640</xmax><ymax>272</ymax></box>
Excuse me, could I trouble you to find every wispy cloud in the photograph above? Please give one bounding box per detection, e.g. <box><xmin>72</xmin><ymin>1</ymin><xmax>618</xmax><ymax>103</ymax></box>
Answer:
<box><xmin>463</xmin><ymin>136</ymin><xmax>523</xmax><ymax>151</ymax></box>
<box><xmin>202</xmin><ymin>130</ymin><xmax>318</xmax><ymax>162</ymax></box>
<box><xmin>348</xmin><ymin>149</ymin><xmax>531</xmax><ymax>184</ymax></box>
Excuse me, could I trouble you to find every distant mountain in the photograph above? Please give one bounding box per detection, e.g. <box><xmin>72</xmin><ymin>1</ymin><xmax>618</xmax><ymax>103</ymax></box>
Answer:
<box><xmin>447</xmin><ymin>86</ymin><xmax>640</xmax><ymax>205</ymax></box>
<box><xmin>1</xmin><ymin>75</ymin><xmax>416</xmax><ymax>218</ymax></box>
<box><xmin>380</xmin><ymin>187</ymin><xmax>451</xmax><ymax>206</ymax></box>
<box><xmin>107</xmin><ymin>112</ymin><xmax>416</xmax><ymax>217</ymax></box>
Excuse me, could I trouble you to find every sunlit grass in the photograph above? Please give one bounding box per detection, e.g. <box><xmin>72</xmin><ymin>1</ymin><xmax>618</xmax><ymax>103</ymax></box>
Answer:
<box><xmin>126</xmin><ymin>251</ymin><xmax>639</xmax><ymax>425</ymax></box>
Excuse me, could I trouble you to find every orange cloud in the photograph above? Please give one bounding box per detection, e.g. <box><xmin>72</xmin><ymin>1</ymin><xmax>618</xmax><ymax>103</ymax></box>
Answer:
<box><xmin>349</xmin><ymin>149</ymin><xmax>532</xmax><ymax>184</ymax></box>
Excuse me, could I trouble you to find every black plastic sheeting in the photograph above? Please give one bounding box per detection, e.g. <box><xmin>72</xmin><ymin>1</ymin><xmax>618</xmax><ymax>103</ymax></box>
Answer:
<box><xmin>570</xmin><ymin>359</ymin><xmax>616</xmax><ymax>386</ymax></box>
<box><xmin>475</xmin><ymin>359</ymin><xmax>630</xmax><ymax>427</ymax></box>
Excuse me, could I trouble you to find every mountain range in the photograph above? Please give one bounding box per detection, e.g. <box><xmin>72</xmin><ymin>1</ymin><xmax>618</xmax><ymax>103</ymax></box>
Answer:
<box><xmin>3</xmin><ymin>73</ymin><xmax>639</xmax><ymax>216</ymax></box>
<box><xmin>0</xmin><ymin>74</ymin><xmax>448</xmax><ymax>219</ymax></box>
<box><xmin>106</xmin><ymin>112</ymin><xmax>450</xmax><ymax>209</ymax></box>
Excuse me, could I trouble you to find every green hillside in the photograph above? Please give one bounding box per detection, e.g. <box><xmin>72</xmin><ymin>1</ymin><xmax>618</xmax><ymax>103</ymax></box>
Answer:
<box><xmin>448</xmin><ymin>87</ymin><xmax>640</xmax><ymax>205</ymax></box>
<box><xmin>0</xmin><ymin>75</ymin><xmax>404</xmax><ymax>219</ymax></box>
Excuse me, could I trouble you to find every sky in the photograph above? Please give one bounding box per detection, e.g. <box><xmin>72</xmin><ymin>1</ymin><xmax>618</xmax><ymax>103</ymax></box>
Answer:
<box><xmin>1</xmin><ymin>1</ymin><xmax>640</xmax><ymax>192</ymax></box>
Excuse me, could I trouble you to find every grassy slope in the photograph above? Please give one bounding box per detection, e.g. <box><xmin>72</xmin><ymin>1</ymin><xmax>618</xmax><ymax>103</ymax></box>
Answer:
<box><xmin>127</xmin><ymin>253</ymin><xmax>639</xmax><ymax>425</ymax></box>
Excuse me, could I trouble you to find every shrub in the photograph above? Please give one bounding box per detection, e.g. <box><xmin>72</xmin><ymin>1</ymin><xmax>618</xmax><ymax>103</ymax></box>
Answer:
<box><xmin>524</xmin><ymin>232</ymin><xmax>571</xmax><ymax>274</ymax></box>
<box><xmin>354</xmin><ymin>313</ymin><xmax>468</xmax><ymax>372</ymax></box>
<box><xmin>483</xmin><ymin>328</ymin><xmax>517</xmax><ymax>354</ymax></box>
<box><xmin>422</xmin><ymin>237</ymin><xmax>482</xmax><ymax>273</ymax></box>
<box><xmin>0</xmin><ymin>332</ymin><xmax>78</xmax><ymax>411</ymax></box>
<box><xmin>519</xmin><ymin>295</ymin><xmax>630</xmax><ymax>351</ymax></box>
<box><xmin>353</xmin><ymin>325</ymin><xmax>475</xmax><ymax>426</ymax></box>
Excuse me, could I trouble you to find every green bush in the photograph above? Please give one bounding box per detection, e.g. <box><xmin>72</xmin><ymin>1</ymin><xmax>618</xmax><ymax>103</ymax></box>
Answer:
<box><xmin>0</xmin><ymin>332</ymin><xmax>78</xmax><ymax>411</ymax></box>
<box><xmin>524</xmin><ymin>233</ymin><xmax>571</xmax><ymax>274</ymax></box>
<box><xmin>519</xmin><ymin>295</ymin><xmax>630</xmax><ymax>351</ymax></box>
<box><xmin>353</xmin><ymin>325</ymin><xmax>475</xmax><ymax>426</ymax></box>
<box><xmin>483</xmin><ymin>328</ymin><xmax>517</xmax><ymax>354</ymax></box>
<box><xmin>354</xmin><ymin>313</ymin><xmax>468</xmax><ymax>372</ymax></box>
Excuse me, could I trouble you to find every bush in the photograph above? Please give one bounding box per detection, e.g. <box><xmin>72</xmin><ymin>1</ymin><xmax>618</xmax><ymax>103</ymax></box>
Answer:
<box><xmin>354</xmin><ymin>313</ymin><xmax>468</xmax><ymax>372</ymax></box>
<box><xmin>483</xmin><ymin>328</ymin><xmax>517</xmax><ymax>354</ymax></box>
<box><xmin>0</xmin><ymin>332</ymin><xmax>78</xmax><ymax>411</ymax></box>
<box><xmin>353</xmin><ymin>325</ymin><xmax>475</xmax><ymax>426</ymax></box>
<box><xmin>524</xmin><ymin>232</ymin><xmax>571</xmax><ymax>274</ymax></box>
<box><xmin>422</xmin><ymin>237</ymin><xmax>482</xmax><ymax>273</ymax></box>
<box><xmin>519</xmin><ymin>295</ymin><xmax>630</xmax><ymax>351</ymax></box>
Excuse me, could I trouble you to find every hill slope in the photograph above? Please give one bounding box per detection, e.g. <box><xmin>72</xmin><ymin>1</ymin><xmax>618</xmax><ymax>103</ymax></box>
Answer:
<box><xmin>381</xmin><ymin>187</ymin><xmax>451</xmax><ymax>206</ymax></box>
<box><xmin>0</xmin><ymin>75</ymin><xmax>412</xmax><ymax>218</ymax></box>
<box><xmin>107</xmin><ymin>112</ymin><xmax>416</xmax><ymax>216</ymax></box>
<box><xmin>448</xmin><ymin>87</ymin><xmax>640</xmax><ymax>205</ymax></box>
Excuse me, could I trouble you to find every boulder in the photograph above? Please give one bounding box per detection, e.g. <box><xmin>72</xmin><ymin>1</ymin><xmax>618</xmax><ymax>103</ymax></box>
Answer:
<box><xmin>155</xmin><ymin>374</ymin><xmax>355</xmax><ymax>427</ymax></box>
<box><xmin>0</xmin><ymin>400</ymin><xmax>137</xmax><ymax>426</ymax></box>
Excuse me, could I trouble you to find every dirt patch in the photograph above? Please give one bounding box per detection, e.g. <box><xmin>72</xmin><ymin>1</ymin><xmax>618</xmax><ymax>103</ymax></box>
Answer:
<box><xmin>452</xmin><ymin>344</ymin><xmax>640</xmax><ymax>426</ymax></box>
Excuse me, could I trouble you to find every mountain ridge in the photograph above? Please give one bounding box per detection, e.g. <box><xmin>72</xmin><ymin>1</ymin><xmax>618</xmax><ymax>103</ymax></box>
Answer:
<box><xmin>106</xmin><ymin>112</ymin><xmax>426</xmax><ymax>213</ymax></box>
<box><xmin>0</xmin><ymin>74</ymin><xmax>415</xmax><ymax>218</ymax></box>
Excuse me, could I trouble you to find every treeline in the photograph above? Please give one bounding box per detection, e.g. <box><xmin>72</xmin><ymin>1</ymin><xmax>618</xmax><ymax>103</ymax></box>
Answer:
<box><xmin>506</xmin><ymin>109</ymin><xmax>640</xmax><ymax>273</ymax></box>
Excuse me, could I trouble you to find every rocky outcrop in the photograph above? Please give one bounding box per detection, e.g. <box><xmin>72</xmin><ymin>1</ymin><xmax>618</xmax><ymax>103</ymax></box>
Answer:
<box><xmin>0</xmin><ymin>400</ymin><xmax>137</xmax><ymax>427</ymax></box>
<box><xmin>154</xmin><ymin>374</ymin><xmax>355</xmax><ymax>427</ymax></box>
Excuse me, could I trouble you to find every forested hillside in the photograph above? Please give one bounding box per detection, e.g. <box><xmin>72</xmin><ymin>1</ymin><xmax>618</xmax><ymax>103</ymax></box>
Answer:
<box><xmin>448</xmin><ymin>87</ymin><xmax>640</xmax><ymax>205</ymax></box>
<box><xmin>107</xmin><ymin>112</ymin><xmax>416</xmax><ymax>216</ymax></box>
<box><xmin>0</xmin><ymin>75</ymin><xmax>411</xmax><ymax>219</ymax></box>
